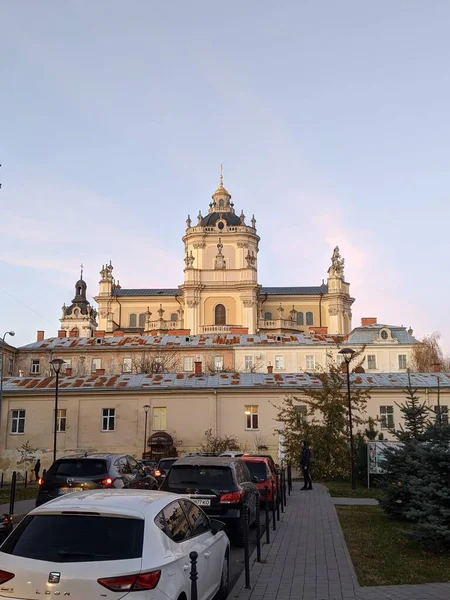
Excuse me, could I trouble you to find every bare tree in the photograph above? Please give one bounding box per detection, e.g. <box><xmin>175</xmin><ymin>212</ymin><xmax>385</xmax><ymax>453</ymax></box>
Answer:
<box><xmin>410</xmin><ymin>332</ymin><xmax>450</xmax><ymax>372</ymax></box>
<box><xmin>199</xmin><ymin>428</ymin><xmax>241</xmax><ymax>454</ymax></box>
<box><xmin>132</xmin><ymin>350</ymin><xmax>180</xmax><ymax>374</ymax></box>
<box><xmin>204</xmin><ymin>358</ymin><xmax>233</xmax><ymax>374</ymax></box>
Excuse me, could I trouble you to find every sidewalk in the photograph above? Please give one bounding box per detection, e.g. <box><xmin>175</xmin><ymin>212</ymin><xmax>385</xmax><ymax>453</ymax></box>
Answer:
<box><xmin>0</xmin><ymin>499</ymin><xmax>35</xmax><ymax>522</ymax></box>
<box><xmin>229</xmin><ymin>483</ymin><xmax>450</xmax><ymax>600</ymax></box>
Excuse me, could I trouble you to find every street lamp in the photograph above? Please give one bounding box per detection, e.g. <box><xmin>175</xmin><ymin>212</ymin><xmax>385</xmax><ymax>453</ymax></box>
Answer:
<box><xmin>0</xmin><ymin>331</ymin><xmax>15</xmax><ymax>445</ymax></box>
<box><xmin>143</xmin><ymin>405</ymin><xmax>150</xmax><ymax>458</ymax></box>
<box><xmin>339</xmin><ymin>347</ymin><xmax>356</xmax><ymax>491</ymax></box>
<box><xmin>50</xmin><ymin>358</ymin><xmax>65</xmax><ymax>464</ymax></box>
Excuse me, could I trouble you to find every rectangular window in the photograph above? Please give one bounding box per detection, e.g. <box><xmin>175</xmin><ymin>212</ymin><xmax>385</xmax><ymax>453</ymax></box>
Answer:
<box><xmin>92</xmin><ymin>358</ymin><xmax>102</xmax><ymax>373</ymax></box>
<box><xmin>122</xmin><ymin>358</ymin><xmax>132</xmax><ymax>373</ymax></box>
<box><xmin>102</xmin><ymin>408</ymin><xmax>115</xmax><ymax>432</ymax></box>
<box><xmin>153</xmin><ymin>407</ymin><xmax>167</xmax><ymax>431</ymax></box>
<box><xmin>10</xmin><ymin>410</ymin><xmax>26</xmax><ymax>434</ymax></box>
<box><xmin>31</xmin><ymin>359</ymin><xmax>40</xmax><ymax>375</ymax></box>
<box><xmin>244</xmin><ymin>356</ymin><xmax>254</xmax><ymax>371</ymax></box>
<box><xmin>7</xmin><ymin>358</ymin><xmax>13</xmax><ymax>375</ymax></box>
<box><xmin>398</xmin><ymin>355</ymin><xmax>407</xmax><ymax>370</ymax></box>
<box><xmin>380</xmin><ymin>406</ymin><xmax>394</xmax><ymax>429</ymax></box>
<box><xmin>295</xmin><ymin>405</ymin><xmax>307</xmax><ymax>426</ymax></box>
<box><xmin>367</xmin><ymin>355</ymin><xmax>377</xmax><ymax>370</ymax></box>
<box><xmin>274</xmin><ymin>355</ymin><xmax>284</xmax><ymax>370</ymax></box>
<box><xmin>214</xmin><ymin>356</ymin><xmax>224</xmax><ymax>371</ymax></box>
<box><xmin>434</xmin><ymin>405</ymin><xmax>449</xmax><ymax>425</ymax></box>
<box><xmin>336</xmin><ymin>354</ymin><xmax>345</xmax><ymax>365</ymax></box>
<box><xmin>245</xmin><ymin>405</ymin><xmax>259</xmax><ymax>430</ymax></box>
<box><xmin>306</xmin><ymin>355</ymin><xmax>315</xmax><ymax>370</ymax></box>
<box><xmin>183</xmin><ymin>357</ymin><xmax>193</xmax><ymax>372</ymax></box>
<box><xmin>56</xmin><ymin>409</ymin><xmax>67</xmax><ymax>432</ymax></box>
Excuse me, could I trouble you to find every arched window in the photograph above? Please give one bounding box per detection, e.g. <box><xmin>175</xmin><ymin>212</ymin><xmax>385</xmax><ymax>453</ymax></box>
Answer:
<box><xmin>129</xmin><ymin>314</ymin><xmax>137</xmax><ymax>328</ymax></box>
<box><xmin>138</xmin><ymin>313</ymin><xmax>146</xmax><ymax>328</ymax></box>
<box><xmin>296</xmin><ymin>312</ymin><xmax>304</xmax><ymax>325</ymax></box>
<box><xmin>264</xmin><ymin>311</ymin><xmax>272</xmax><ymax>320</ymax></box>
<box><xmin>170</xmin><ymin>313</ymin><xmax>178</xmax><ymax>321</ymax></box>
<box><xmin>306</xmin><ymin>312</ymin><xmax>314</xmax><ymax>325</ymax></box>
<box><xmin>215</xmin><ymin>304</ymin><xmax>226</xmax><ymax>325</ymax></box>
<box><xmin>77</xmin><ymin>286</ymin><xmax>82</xmax><ymax>296</ymax></box>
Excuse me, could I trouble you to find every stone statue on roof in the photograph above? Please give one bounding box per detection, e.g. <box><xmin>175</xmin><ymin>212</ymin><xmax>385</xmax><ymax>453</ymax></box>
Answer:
<box><xmin>329</xmin><ymin>246</ymin><xmax>345</xmax><ymax>278</ymax></box>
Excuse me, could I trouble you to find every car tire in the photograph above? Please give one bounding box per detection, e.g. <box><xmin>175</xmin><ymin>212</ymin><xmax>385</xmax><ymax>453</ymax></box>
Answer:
<box><xmin>214</xmin><ymin>550</ymin><xmax>229</xmax><ymax>600</ymax></box>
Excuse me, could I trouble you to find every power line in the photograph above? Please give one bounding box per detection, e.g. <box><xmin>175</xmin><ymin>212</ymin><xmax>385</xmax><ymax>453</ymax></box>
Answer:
<box><xmin>0</xmin><ymin>284</ymin><xmax>54</xmax><ymax>325</ymax></box>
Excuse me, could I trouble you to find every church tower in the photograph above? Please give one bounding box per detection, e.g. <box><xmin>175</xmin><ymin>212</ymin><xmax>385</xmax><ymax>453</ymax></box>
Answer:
<box><xmin>180</xmin><ymin>171</ymin><xmax>261</xmax><ymax>334</ymax></box>
<box><xmin>60</xmin><ymin>268</ymin><xmax>98</xmax><ymax>338</ymax></box>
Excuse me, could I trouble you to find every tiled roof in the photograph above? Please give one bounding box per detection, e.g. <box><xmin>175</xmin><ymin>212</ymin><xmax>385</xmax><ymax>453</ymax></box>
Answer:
<box><xmin>348</xmin><ymin>325</ymin><xmax>417</xmax><ymax>345</ymax></box>
<box><xmin>3</xmin><ymin>372</ymin><xmax>450</xmax><ymax>393</ymax></box>
<box><xmin>261</xmin><ymin>285</ymin><xmax>328</xmax><ymax>295</ymax></box>
<box><xmin>19</xmin><ymin>333</ymin><xmax>344</xmax><ymax>351</ymax></box>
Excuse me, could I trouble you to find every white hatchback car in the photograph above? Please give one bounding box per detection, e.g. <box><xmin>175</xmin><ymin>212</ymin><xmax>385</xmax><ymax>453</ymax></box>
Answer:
<box><xmin>0</xmin><ymin>489</ymin><xmax>230</xmax><ymax>600</ymax></box>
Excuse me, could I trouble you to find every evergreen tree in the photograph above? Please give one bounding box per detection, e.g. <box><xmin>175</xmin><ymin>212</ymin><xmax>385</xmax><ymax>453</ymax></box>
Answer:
<box><xmin>392</xmin><ymin>371</ymin><xmax>431</xmax><ymax>441</ymax></box>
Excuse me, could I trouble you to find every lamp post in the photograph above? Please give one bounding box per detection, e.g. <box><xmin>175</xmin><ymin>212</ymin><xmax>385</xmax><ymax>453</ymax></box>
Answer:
<box><xmin>50</xmin><ymin>358</ymin><xmax>65</xmax><ymax>463</ymax></box>
<box><xmin>339</xmin><ymin>347</ymin><xmax>356</xmax><ymax>491</ymax></box>
<box><xmin>143</xmin><ymin>405</ymin><xmax>150</xmax><ymax>458</ymax></box>
<box><xmin>0</xmin><ymin>331</ymin><xmax>15</xmax><ymax>445</ymax></box>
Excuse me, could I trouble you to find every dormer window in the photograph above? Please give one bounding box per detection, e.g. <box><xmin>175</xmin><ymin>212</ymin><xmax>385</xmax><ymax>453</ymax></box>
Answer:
<box><xmin>217</xmin><ymin>221</ymin><xmax>225</xmax><ymax>230</ymax></box>
<box><xmin>381</xmin><ymin>330</ymin><xmax>388</xmax><ymax>340</ymax></box>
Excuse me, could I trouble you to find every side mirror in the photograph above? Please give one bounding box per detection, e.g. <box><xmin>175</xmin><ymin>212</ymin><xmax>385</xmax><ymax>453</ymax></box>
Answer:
<box><xmin>210</xmin><ymin>519</ymin><xmax>226</xmax><ymax>535</ymax></box>
<box><xmin>252</xmin><ymin>476</ymin><xmax>259</xmax><ymax>484</ymax></box>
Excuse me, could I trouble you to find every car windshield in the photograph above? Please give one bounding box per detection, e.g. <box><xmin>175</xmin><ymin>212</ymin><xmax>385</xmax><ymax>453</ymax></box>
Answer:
<box><xmin>158</xmin><ymin>459</ymin><xmax>177</xmax><ymax>470</ymax></box>
<box><xmin>244</xmin><ymin>461</ymin><xmax>269</xmax><ymax>482</ymax></box>
<box><xmin>47</xmin><ymin>459</ymin><xmax>108</xmax><ymax>477</ymax></box>
<box><xmin>167</xmin><ymin>465</ymin><xmax>234</xmax><ymax>488</ymax></box>
<box><xmin>1</xmin><ymin>515</ymin><xmax>144</xmax><ymax>562</ymax></box>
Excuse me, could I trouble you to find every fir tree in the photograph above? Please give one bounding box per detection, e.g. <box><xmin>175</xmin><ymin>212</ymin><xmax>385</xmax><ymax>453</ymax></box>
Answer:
<box><xmin>392</xmin><ymin>371</ymin><xmax>431</xmax><ymax>442</ymax></box>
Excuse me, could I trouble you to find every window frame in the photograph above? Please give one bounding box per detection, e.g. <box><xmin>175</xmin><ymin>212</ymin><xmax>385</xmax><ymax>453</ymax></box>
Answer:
<box><xmin>129</xmin><ymin>313</ymin><xmax>137</xmax><ymax>328</ymax></box>
<box><xmin>294</xmin><ymin>405</ymin><xmax>307</xmax><ymax>426</ymax></box>
<box><xmin>367</xmin><ymin>354</ymin><xmax>377</xmax><ymax>370</ymax></box>
<box><xmin>152</xmin><ymin>407</ymin><xmax>167</xmax><ymax>431</ymax></box>
<box><xmin>264</xmin><ymin>311</ymin><xmax>272</xmax><ymax>321</ymax></box>
<box><xmin>245</xmin><ymin>405</ymin><xmax>259</xmax><ymax>430</ymax></box>
<box><xmin>55</xmin><ymin>408</ymin><xmax>67</xmax><ymax>433</ymax></box>
<box><xmin>380</xmin><ymin>405</ymin><xmax>394</xmax><ymax>429</ymax></box>
<box><xmin>398</xmin><ymin>354</ymin><xmax>407</xmax><ymax>370</ymax></box>
<box><xmin>92</xmin><ymin>358</ymin><xmax>102</xmax><ymax>373</ymax></box>
<box><xmin>214</xmin><ymin>355</ymin><xmax>224</xmax><ymax>371</ymax></box>
<box><xmin>183</xmin><ymin>357</ymin><xmax>193</xmax><ymax>372</ymax></box>
<box><xmin>10</xmin><ymin>409</ymin><xmax>26</xmax><ymax>434</ymax></box>
<box><xmin>102</xmin><ymin>408</ymin><xmax>116</xmax><ymax>432</ymax></box>
<box><xmin>274</xmin><ymin>355</ymin><xmax>284</xmax><ymax>370</ymax></box>
<box><xmin>244</xmin><ymin>355</ymin><xmax>253</xmax><ymax>371</ymax></box>
<box><xmin>122</xmin><ymin>358</ymin><xmax>132</xmax><ymax>373</ymax></box>
<box><xmin>306</xmin><ymin>311</ymin><xmax>314</xmax><ymax>326</ymax></box>
<box><xmin>296</xmin><ymin>311</ymin><xmax>304</xmax><ymax>326</ymax></box>
<box><xmin>31</xmin><ymin>359</ymin><xmax>40</xmax><ymax>375</ymax></box>
<box><xmin>305</xmin><ymin>355</ymin><xmax>315</xmax><ymax>370</ymax></box>
<box><xmin>214</xmin><ymin>304</ymin><xmax>226</xmax><ymax>325</ymax></box>
<box><xmin>170</xmin><ymin>313</ymin><xmax>178</xmax><ymax>322</ymax></box>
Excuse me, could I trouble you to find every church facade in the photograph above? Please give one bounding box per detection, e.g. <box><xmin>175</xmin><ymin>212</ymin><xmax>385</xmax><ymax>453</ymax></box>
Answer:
<box><xmin>67</xmin><ymin>177</ymin><xmax>354</xmax><ymax>339</ymax></box>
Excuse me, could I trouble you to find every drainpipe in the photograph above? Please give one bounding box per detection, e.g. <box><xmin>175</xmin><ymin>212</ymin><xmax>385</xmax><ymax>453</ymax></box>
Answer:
<box><xmin>319</xmin><ymin>293</ymin><xmax>323</xmax><ymax>328</ymax></box>
<box><xmin>214</xmin><ymin>388</ymin><xmax>218</xmax><ymax>435</ymax></box>
<box><xmin>175</xmin><ymin>293</ymin><xmax>183</xmax><ymax>326</ymax></box>
<box><xmin>113</xmin><ymin>289</ymin><xmax>122</xmax><ymax>330</ymax></box>
<box><xmin>258</xmin><ymin>293</ymin><xmax>268</xmax><ymax>332</ymax></box>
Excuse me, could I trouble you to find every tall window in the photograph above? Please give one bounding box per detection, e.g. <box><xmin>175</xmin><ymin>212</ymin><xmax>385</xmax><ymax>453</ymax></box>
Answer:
<box><xmin>367</xmin><ymin>355</ymin><xmax>377</xmax><ymax>370</ymax></box>
<box><xmin>244</xmin><ymin>356</ymin><xmax>254</xmax><ymax>371</ymax></box>
<box><xmin>215</xmin><ymin>304</ymin><xmax>226</xmax><ymax>325</ymax></box>
<box><xmin>183</xmin><ymin>357</ymin><xmax>193</xmax><ymax>372</ymax></box>
<box><xmin>123</xmin><ymin>358</ymin><xmax>132</xmax><ymax>373</ymax></box>
<box><xmin>380</xmin><ymin>406</ymin><xmax>394</xmax><ymax>429</ymax></box>
<box><xmin>10</xmin><ymin>410</ymin><xmax>26</xmax><ymax>434</ymax></box>
<box><xmin>214</xmin><ymin>356</ymin><xmax>224</xmax><ymax>371</ymax></box>
<box><xmin>434</xmin><ymin>405</ymin><xmax>449</xmax><ymax>425</ymax></box>
<box><xmin>295</xmin><ymin>405</ymin><xmax>307</xmax><ymax>426</ymax></box>
<box><xmin>92</xmin><ymin>358</ymin><xmax>102</xmax><ymax>373</ymax></box>
<box><xmin>398</xmin><ymin>355</ymin><xmax>407</xmax><ymax>370</ymax></box>
<box><xmin>170</xmin><ymin>313</ymin><xmax>178</xmax><ymax>321</ymax></box>
<box><xmin>55</xmin><ymin>409</ymin><xmax>67</xmax><ymax>432</ymax></box>
<box><xmin>102</xmin><ymin>408</ymin><xmax>115</xmax><ymax>432</ymax></box>
<box><xmin>62</xmin><ymin>359</ymin><xmax>71</xmax><ymax>373</ymax></box>
<box><xmin>264</xmin><ymin>312</ymin><xmax>272</xmax><ymax>320</ymax></box>
<box><xmin>129</xmin><ymin>314</ymin><xmax>137</xmax><ymax>328</ymax></box>
<box><xmin>306</xmin><ymin>355</ymin><xmax>315</xmax><ymax>370</ymax></box>
<box><xmin>245</xmin><ymin>405</ymin><xmax>259</xmax><ymax>430</ymax></box>
<box><xmin>31</xmin><ymin>359</ymin><xmax>40</xmax><ymax>374</ymax></box>
<box><xmin>306</xmin><ymin>312</ymin><xmax>314</xmax><ymax>325</ymax></box>
<box><xmin>153</xmin><ymin>407</ymin><xmax>167</xmax><ymax>431</ymax></box>
<box><xmin>274</xmin><ymin>355</ymin><xmax>284</xmax><ymax>370</ymax></box>
<box><xmin>296</xmin><ymin>312</ymin><xmax>304</xmax><ymax>325</ymax></box>
<box><xmin>138</xmin><ymin>313</ymin><xmax>146</xmax><ymax>328</ymax></box>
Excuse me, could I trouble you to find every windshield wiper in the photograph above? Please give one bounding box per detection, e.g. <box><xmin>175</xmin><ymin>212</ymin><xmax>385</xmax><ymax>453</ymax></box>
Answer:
<box><xmin>58</xmin><ymin>551</ymin><xmax>111</xmax><ymax>559</ymax></box>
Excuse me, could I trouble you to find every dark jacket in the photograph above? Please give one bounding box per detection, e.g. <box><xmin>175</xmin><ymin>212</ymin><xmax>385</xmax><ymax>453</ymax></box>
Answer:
<box><xmin>300</xmin><ymin>448</ymin><xmax>312</xmax><ymax>468</ymax></box>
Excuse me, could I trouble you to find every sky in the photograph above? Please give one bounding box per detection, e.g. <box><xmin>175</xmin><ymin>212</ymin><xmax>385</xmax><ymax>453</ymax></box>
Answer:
<box><xmin>1</xmin><ymin>1</ymin><xmax>450</xmax><ymax>349</ymax></box>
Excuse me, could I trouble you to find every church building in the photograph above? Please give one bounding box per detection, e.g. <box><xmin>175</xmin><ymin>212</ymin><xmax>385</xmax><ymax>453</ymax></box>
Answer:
<box><xmin>61</xmin><ymin>175</ymin><xmax>354</xmax><ymax>338</ymax></box>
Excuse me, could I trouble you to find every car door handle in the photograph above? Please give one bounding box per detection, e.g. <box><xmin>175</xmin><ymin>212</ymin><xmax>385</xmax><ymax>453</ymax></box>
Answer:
<box><xmin>204</xmin><ymin>551</ymin><xmax>211</xmax><ymax>558</ymax></box>
<box><xmin>183</xmin><ymin>564</ymin><xmax>190</xmax><ymax>572</ymax></box>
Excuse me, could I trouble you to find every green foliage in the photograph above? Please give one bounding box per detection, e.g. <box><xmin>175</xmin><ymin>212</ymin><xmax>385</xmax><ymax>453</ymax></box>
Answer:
<box><xmin>274</xmin><ymin>352</ymin><xmax>370</xmax><ymax>479</ymax></box>
<box><xmin>392</xmin><ymin>372</ymin><xmax>431</xmax><ymax>442</ymax></box>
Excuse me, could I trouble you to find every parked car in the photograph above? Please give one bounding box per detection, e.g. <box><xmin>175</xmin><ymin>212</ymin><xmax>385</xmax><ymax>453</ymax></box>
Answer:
<box><xmin>138</xmin><ymin>459</ymin><xmax>158</xmax><ymax>475</ymax></box>
<box><xmin>219</xmin><ymin>451</ymin><xmax>245</xmax><ymax>457</ymax></box>
<box><xmin>0</xmin><ymin>489</ymin><xmax>230</xmax><ymax>600</ymax></box>
<box><xmin>242</xmin><ymin>455</ymin><xmax>278</xmax><ymax>506</ymax></box>
<box><xmin>36</xmin><ymin>454</ymin><xmax>158</xmax><ymax>507</ymax></box>
<box><xmin>0</xmin><ymin>514</ymin><xmax>13</xmax><ymax>542</ymax></box>
<box><xmin>160</xmin><ymin>456</ymin><xmax>259</xmax><ymax>545</ymax></box>
<box><xmin>153</xmin><ymin>457</ymin><xmax>179</xmax><ymax>485</ymax></box>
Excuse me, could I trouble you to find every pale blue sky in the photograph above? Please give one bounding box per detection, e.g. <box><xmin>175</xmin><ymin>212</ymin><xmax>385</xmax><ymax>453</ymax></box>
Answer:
<box><xmin>1</xmin><ymin>1</ymin><xmax>449</xmax><ymax>349</ymax></box>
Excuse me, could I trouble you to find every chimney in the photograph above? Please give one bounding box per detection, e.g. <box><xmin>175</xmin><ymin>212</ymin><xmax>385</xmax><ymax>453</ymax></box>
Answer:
<box><xmin>267</xmin><ymin>364</ymin><xmax>273</xmax><ymax>374</ymax></box>
<box><xmin>37</xmin><ymin>330</ymin><xmax>45</xmax><ymax>342</ymax></box>
<box><xmin>361</xmin><ymin>318</ymin><xmax>377</xmax><ymax>327</ymax></box>
<box><xmin>94</xmin><ymin>331</ymin><xmax>105</xmax><ymax>338</ymax></box>
<box><xmin>65</xmin><ymin>367</ymin><xmax>72</xmax><ymax>376</ymax></box>
<box><xmin>194</xmin><ymin>361</ymin><xmax>202</xmax><ymax>375</ymax></box>
<box><xmin>432</xmin><ymin>363</ymin><xmax>441</xmax><ymax>373</ymax></box>
<box><xmin>58</xmin><ymin>330</ymin><xmax>66</xmax><ymax>338</ymax></box>
<box><xmin>69</xmin><ymin>329</ymin><xmax>79</xmax><ymax>338</ymax></box>
<box><xmin>19</xmin><ymin>370</ymin><xmax>24</xmax><ymax>378</ymax></box>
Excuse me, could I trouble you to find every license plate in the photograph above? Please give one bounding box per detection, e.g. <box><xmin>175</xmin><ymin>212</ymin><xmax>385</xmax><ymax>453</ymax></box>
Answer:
<box><xmin>192</xmin><ymin>499</ymin><xmax>211</xmax><ymax>507</ymax></box>
<box><xmin>59</xmin><ymin>487</ymin><xmax>83</xmax><ymax>495</ymax></box>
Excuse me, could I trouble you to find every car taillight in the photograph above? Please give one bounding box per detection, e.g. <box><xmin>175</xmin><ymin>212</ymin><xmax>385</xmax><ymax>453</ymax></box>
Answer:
<box><xmin>100</xmin><ymin>478</ymin><xmax>115</xmax><ymax>487</ymax></box>
<box><xmin>38</xmin><ymin>478</ymin><xmax>43</xmax><ymax>485</ymax></box>
<box><xmin>154</xmin><ymin>469</ymin><xmax>161</xmax><ymax>477</ymax></box>
<box><xmin>98</xmin><ymin>570</ymin><xmax>161</xmax><ymax>591</ymax></box>
<box><xmin>0</xmin><ymin>570</ymin><xmax>14</xmax><ymax>584</ymax></box>
<box><xmin>220</xmin><ymin>491</ymin><xmax>244</xmax><ymax>504</ymax></box>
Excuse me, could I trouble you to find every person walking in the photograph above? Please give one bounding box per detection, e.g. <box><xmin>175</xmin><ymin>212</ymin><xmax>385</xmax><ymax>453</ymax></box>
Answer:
<box><xmin>300</xmin><ymin>441</ymin><xmax>313</xmax><ymax>490</ymax></box>
<box><xmin>34</xmin><ymin>459</ymin><xmax>41</xmax><ymax>482</ymax></box>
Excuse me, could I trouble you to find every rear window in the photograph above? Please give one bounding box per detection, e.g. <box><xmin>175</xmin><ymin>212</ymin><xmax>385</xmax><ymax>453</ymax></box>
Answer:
<box><xmin>47</xmin><ymin>459</ymin><xmax>108</xmax><ymax>477</ymax></box>
<box><xmin>167</xmin><ymin>465</ymin><xmax>234</xmax><ymax>488</ymax></box>
<box><xmin>244</xmin><ymin>461</ymin><xmax>269</xmax><ymax>482</ymax></box>
<box><xmin>158</xmin><ymin>459</ymin><xmax>177</xmax><ymax>471</ymax></box>
<box><xmin>1</xmin><ymin>515</ymin><xmax>144</xmax><ymax>562</ymax></box>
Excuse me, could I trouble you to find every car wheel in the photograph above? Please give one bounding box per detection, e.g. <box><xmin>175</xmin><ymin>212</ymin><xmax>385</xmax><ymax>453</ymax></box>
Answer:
<box><xmin>214</xmin><ymin>550</ymin><xmax>229</xmax><ymax>600</ymax></box>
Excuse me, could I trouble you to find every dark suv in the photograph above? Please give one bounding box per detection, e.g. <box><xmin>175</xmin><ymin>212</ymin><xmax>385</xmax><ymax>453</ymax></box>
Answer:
<box><xmin>160</xmin><ymin>456</ymin><xmax>258</xmax><ymax>545</ymax></box>
<box><xmin>36</xmin><ymin>453</ymin><xmax>158</xmax><ymax>507</ymax></box>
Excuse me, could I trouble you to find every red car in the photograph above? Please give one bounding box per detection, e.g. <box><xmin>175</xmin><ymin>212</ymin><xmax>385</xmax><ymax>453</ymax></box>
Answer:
<box><xmin>242</xmin><ymin>456</ymin><xmax>278</xmax><ymax>506</ymax></box>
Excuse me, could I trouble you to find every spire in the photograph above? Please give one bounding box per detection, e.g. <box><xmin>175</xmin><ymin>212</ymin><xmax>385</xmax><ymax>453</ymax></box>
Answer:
<box><xmin>80</xmin><ymin>263</ymin><xmax>84</xmax><ymax>280</ymax></box>
<box><xmin>219</xmin><ymin>162</ymin><xmax>224</xmax><ymax>188</ymax></box>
